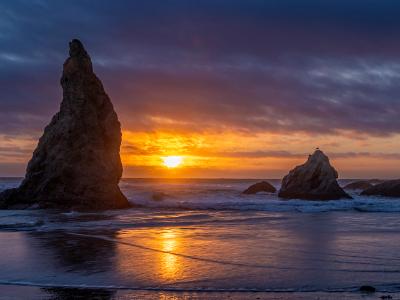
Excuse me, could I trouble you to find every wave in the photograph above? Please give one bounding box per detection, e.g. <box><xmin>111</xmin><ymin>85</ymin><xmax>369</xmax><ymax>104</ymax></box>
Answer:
<box><xmin>116</xmin><ymin>178</ymin><xmax>400</xmax><ymax>213</ymax></box>
<box><xmin>125</xmin><ymin>189</ymin><xmax>400</xmax><ymax>213</ymax></box>
<box><xmin>2</xmin><ymin>178</ymin><xmax>400</xmax><ymax>214</ymax></box>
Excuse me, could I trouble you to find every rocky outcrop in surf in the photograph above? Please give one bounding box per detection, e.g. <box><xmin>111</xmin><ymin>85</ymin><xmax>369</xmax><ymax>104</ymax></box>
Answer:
<box><xmin>0</xmin><ymin>39</ymin><xmax>129</xmax><ymax>210</ymax></box>
<box><xmin>278</xmin><ymin>149</ymin><xmax>351</xmax><ymax>200</ymax></box>
<box><xmin>243</xmin><ymin>181</ymin><xmax>276</xmax><ymax>194</ymax></box>
<box><xmin>368</xmin><ymin>179</ymin><xmax>385</xmax><ymax>185</ymax></box>
<box><xmin>343</xmin><ymin>180</ymin><xmax>373</xmax><ymax>191</ymax></box>
<box><xmin>361</xmin><ymin>180</ymin><xmax>400</xmax><ymax>198</ymax></box>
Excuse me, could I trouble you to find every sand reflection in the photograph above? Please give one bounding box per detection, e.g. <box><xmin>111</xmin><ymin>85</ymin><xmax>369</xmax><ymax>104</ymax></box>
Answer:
<box><xmin>116</xmin><ymin>227</ymin><xmax>187</xmax><ymax>284</ymax></box>
<box><xmin>158</xmin><ymin>229</ymin><xmax>180</xmax><ymax>280</ymax></box>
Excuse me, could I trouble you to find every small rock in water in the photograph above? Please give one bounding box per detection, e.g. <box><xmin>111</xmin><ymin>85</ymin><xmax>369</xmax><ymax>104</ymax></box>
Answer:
<box><xmin>243</xmin><ymin>181</ymin><xmax>276</xmax><ymax>194</ymax></box>
<box><xmin>368</xmin><ymin>179</ymin><xmax>385</xmax><ymax>185</ymax></box>
<box><xmin>343</xmin><ymin>180</ymin><xmax>373</xmax><ymax>191</ymax></box>
<box><xmin>359</xmin><ymin>285</ymin><xmax>376</xmax><ymax>293</ymax></box>
<box><xmin>361</xmin><ymin>179</ymin><xmax>400</xmax><ymax>198</ymax></box>
<box><xmin>152</xmin><ymin>192</ymin><xmax>168</xmax><ymax>201</ymax></box>
<box><xmin>278</xmin><ymin>149</ymin><xmax>351</xmax><ymax>200</ymax></box>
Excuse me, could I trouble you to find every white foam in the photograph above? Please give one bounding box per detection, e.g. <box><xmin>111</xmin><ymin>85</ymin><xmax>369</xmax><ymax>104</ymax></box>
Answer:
<box><xmin>125</xmin><ymin>187</ymin><xmax>400</xmax><ymax>213</ymax></box>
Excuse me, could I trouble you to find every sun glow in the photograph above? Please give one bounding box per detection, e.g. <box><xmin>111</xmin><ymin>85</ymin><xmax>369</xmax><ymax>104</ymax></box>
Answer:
<box><xmin>162</xmin><ymin>156</ymin><xmax>183</xmax><ymax>168</ymax></box>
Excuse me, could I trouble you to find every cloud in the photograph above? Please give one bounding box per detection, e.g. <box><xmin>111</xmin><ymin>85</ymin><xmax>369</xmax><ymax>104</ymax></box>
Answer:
<box><xmin>121</xmin><ymin>141</ymin><xmax>400</xmax><ymax>161</ymax></box>
<box><xmin>0</xmin><ymin>163</ymin><xmax>26</xmax><ymax>177</ymax></box>
<box><xmin>331</xmin><ymin>152</ymin><xmax>400</xmax><ymax>160</ymax></box>
<box><xmin>1</xmin><ymin>0</ymin><xmax>400</xmax><ymax>138</ymax></box>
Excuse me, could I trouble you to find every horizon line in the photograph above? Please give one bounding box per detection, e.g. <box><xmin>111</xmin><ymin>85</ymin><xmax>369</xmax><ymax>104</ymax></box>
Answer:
<box><xmin>0</xmin><ymin>176</ymin><xmax>391</xmax><ymax>180</ymax></box>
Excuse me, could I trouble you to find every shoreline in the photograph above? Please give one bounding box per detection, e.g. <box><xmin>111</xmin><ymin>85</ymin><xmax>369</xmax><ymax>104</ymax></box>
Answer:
<box><xmin>0</xmin><ymin>284</ymin><xmax>393</xmax><ymax>300</ymax></box>
<box><xmin>1</xmin><ymin>211</ymin><xmax>399</xmax><ymax>299</ymax></box>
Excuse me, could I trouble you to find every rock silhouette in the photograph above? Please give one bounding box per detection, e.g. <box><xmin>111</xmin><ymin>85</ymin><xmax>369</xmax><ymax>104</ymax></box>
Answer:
<box><xmin>359</xmin><ymin>285</ymin><xmax>376</xmax><ymax>293</ymax></box>
<box><xmin>243</xmin><ymin>181</ymin><xmax>276</xmax><ymax>194</ymax></box>
<box><xmin>367</xmin><ymin>179</ymin><xmax>385</xmax><ymax>185</ymax></box>
<box><xmin>343</xmin><ymin>180</ymin><xmax>373</xmax><ymax>191</ymax></box>
<box><xmin>0</xmin><ymin>39</ymin><xmax>129</xmax><ymax>210</ymax></box>
<box><xmin>278</xmin><ymin>149</ymin><xmax>351</xmax><ymax>200</ymax></box>
<box><xmin>152</xmin><ymin>192</ymin><xmax>168</xmax><ymax>201</ymax></box>
<box><xmin>361</xmin><ymin>180</ymin><xmax>400</xmax><ymax>198</ymax></box>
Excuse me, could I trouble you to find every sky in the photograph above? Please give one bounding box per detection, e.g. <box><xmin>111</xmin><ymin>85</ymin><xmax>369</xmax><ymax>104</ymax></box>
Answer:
<box><xmin>1</xmin><ymin>0</ymin><xmax>400</xmax><ymax>178</ymax></box>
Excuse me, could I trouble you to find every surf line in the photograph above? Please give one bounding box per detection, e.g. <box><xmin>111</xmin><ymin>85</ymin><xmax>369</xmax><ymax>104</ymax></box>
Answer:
<box><xmin>0</xmin><ymin>280</ymin><xmax>377</xmax><ymax>293</ymax></box>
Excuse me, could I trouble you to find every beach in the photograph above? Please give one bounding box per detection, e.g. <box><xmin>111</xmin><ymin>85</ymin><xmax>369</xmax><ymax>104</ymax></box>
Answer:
<box><xmin>0</xmin><ymin>178</ymin><xmax>399</xmax><ymax>299</ymax></box>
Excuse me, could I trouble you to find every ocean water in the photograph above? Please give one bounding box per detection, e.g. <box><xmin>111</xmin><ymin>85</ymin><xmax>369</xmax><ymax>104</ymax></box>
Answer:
<box><xmin>0</xmin><ymin>177</ymin><xmax>400</xmax><ymax>299</ymax></box>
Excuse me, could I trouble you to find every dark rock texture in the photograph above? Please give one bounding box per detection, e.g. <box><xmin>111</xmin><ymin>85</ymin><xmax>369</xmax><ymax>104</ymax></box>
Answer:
<box><xmin>278</xmin><ymin>149</ymin><xmax>351</xmax><ymax>200</ymax></box>
<box><xmin>368</xmin><ymin>179</ymin><xmax>385</xmax><ymax>185</ymax></box>
<box><xmin>359</xmin><ymin>285</ymin><xmax>376</xmax><ymax>293</ymax></box>
<box><xmin>152</xmin><ymin>192</ymin><xmax>168</xmax><ymax>201</ymax></box>
<box><xmin>243</xmin><ymin>181</ymin><xmax>276</xmax><ymax>194</ymax></box>
<box><xmin>0</xmin><ymin>39</ymin><xmax>129</xmax><ymax>210</ymax></box>
<box><xmin>343</xmin><ymin>180</ymin><xmax>373</xmax><ymax>191</ymax></box>
<box><xmin>361</xmin><ymin>180</ymin><xmax>400</xmax><ymax>198</ymax></box>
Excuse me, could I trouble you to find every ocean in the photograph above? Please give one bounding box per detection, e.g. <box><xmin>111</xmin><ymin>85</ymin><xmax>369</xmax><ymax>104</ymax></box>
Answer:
<box><xmin>0</xmin><ymin>177</ymin><xmax>399</xmax><ymax>299</ymax></box>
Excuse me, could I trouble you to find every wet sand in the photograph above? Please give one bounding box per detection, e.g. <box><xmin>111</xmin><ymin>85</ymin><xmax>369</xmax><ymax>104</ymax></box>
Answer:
<box><xmin>0</xmin><ymin>284</ymin><xmax>391</xmax><ymax>300</ymax></box>
<box><xmin>1</xmin><ymin>210</ymin><xmax>400</xmax><ymax>299</ymax></box>
<box><xmin>2</xmin><ymin>179</ymin><xmax>400</xmax><ymax>299</ymax></box>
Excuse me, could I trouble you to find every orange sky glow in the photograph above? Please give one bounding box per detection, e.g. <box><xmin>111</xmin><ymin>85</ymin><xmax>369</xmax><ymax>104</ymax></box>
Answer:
<box><xmin>120</xmin><ymin>130</ymin><xmax>400</xmax><ymax>178</ymax></box>
<box><xmin>1</xmin><ymin>125</ymin><xmax>400</xmax><ymax>179</ymax></box>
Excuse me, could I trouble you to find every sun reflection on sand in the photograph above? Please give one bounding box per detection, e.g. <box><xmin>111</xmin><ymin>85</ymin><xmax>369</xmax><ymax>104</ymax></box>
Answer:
<box><xmin>115</xmin><ymin>228</ymin><xmax>185</xmax><ymax>283</ymax></box>
<box><xmin>158</xmin><ymin>229</ymin><xmax>180</xmax><ymax>280</ymax></box>
<box><xmin>103</xmin><ymin>221</ymin><xmax>347</xmax><ymax>291</ymax></box>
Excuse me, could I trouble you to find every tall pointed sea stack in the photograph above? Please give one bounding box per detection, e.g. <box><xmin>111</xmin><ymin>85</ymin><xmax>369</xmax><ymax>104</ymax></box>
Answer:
<box><xmin>279</xmin><ymin>149</ymin><xmax>351</xmax><ymax>200</ymax></box>
<box><xmin>0</xmin><ymin>39</ymin><xmax>130</xmax><ymax>210</ymax></box>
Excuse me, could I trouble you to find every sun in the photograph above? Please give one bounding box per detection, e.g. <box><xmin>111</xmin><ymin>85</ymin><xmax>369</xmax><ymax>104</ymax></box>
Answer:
<box><xmin>162</xmin><ymin>156</ymin><xmax>183</xmax><ymax>168</ymax></box>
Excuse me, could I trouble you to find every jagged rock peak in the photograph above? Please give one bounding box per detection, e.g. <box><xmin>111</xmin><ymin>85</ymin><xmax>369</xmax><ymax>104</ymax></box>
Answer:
<box><xmin>69</xmin><ymin>39</ymin><xmax>88</xmax><ymax>57</ymax></box>
<box><xmin>278</xmin><ymin>149</ymin><xmax>351</xmax><ymax>200</ymax></box>
<box><xmin>62</xmin><ymin>38</ymin><xmax>93</xmax><ymax>80</ymax></box>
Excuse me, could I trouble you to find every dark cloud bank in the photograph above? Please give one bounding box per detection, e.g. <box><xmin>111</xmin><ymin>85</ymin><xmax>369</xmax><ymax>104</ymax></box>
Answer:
<box><xmin>1</xmin><ymin>1</ymin><xmax>400</xmax><ymax>136</ymax></box>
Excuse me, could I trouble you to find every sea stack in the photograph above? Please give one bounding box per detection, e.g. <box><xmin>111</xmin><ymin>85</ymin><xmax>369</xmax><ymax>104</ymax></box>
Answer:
<box><xmin>0</xmin><ymin>39</ymin><xmax>130</xmax><ymax>210</ymax></box>
<box><xmin>278</xmin><ymin>149</ymin><xmax>351</xmax><ymax>200</ymax></box>
<box><xmin>243</xmin><ymin>181</ymin><xmax>276</xmax><ymax>194</ymax></box>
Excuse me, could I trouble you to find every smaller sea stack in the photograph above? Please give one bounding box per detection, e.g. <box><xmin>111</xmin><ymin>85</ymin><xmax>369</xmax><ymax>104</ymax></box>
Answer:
<box><xmin>279</xmin><ymin>149</ymin><xmax>351</xmax><ymax>200</ymax></box>
<box><xmin>243</xmin><ymin>181</ymin><xmax>276</xmax><ymax>194</ymax></box>
<box><xmin>361</xmin><ymin>180</ymin><xmax>400</xmax><ymax>198</ymax></box>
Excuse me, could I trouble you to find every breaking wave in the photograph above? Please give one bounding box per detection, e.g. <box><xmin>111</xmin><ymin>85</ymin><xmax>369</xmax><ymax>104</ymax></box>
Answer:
<box><xmin>120</xmin><ymin>179</ymin><xmax>400</xmax><ymax>213</ymax></box>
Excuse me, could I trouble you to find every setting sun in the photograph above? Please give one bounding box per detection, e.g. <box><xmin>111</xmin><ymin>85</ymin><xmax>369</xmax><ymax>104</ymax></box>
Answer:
<box><xmin>162</xmin><ymin>156</ymin><xmax>183</xmax><ymax>168</ymax></box>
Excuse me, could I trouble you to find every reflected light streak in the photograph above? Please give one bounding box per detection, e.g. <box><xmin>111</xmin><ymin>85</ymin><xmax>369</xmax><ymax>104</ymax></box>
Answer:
<box><xmin>159</xmin><ymin>229</ymin><xmax>179</xmax><ymax>280</ymax></box>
